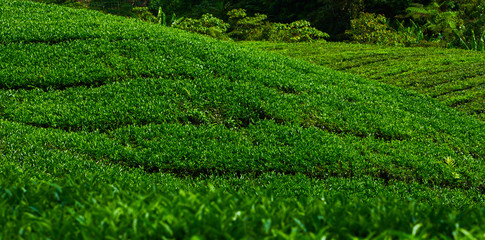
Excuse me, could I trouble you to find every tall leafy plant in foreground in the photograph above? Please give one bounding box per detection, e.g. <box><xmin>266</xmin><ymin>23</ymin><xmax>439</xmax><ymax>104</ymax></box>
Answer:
<box><xmin>454</xmin><ymin>29</ymin><xmax>485</xmax><ymax>51</ymax></box>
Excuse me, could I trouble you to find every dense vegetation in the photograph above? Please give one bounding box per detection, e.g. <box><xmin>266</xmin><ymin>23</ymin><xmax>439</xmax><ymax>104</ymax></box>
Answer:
<box><xmin>242</xmin><ymin>41</ymin><xmax>485</xmax><ymax>121</ymax></box>
<box><xmin>1</xmin><ymin>0</ymin><xmax>485</xmax><ymax>238</ymax></box>
<box><xmin>37</xmin><ymin>0</ymin><xmax>485</xmax><ymax>50</ymax></box>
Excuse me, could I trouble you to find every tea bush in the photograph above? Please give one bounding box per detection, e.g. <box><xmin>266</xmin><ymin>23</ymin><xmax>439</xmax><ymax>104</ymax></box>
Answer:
<box><xmin>244</xmin><ymin>41</ymin><xmax>485</xmax><ymax>120</ymax></box>
<box><xmin>1</xmin><ymin>0</ymin><xmax>485</xmax><ymax>238</ymax></box>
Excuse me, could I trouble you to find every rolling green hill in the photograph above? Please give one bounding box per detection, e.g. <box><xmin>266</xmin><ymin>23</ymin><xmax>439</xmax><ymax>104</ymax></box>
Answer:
<box><xmin>1</xmin><ymin>1</ymin><xmax>485</xmax><ymax>238</ymax></box>
<box><xmin>242</xmin><ymin>41</ymin><xmax>485</xmax><ymax>121</ymax></box>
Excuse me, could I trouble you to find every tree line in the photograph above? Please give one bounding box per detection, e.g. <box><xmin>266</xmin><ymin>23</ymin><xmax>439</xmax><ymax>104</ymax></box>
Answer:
<box><xmin>34</xmin><ymin>0</ymin><xmax>485</xmax><ymax>50</ymax></box>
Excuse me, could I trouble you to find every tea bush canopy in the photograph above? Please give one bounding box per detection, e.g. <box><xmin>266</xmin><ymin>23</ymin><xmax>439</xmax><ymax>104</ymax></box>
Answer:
<box><xmin>243</xmin><ymin>41</ymin><xmax>485</xmax><ymax>121</ymax></box>
<box><xmin>1</xmin><ymin>0</ymin><xmax>485</xmax><ymax>238</ymax></box>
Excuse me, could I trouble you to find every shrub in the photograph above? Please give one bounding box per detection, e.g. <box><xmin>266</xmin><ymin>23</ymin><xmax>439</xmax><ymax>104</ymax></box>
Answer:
<box><xmin>226</xmin><ymin>9</ymin><xmax>329</xmax><ymax>42</ymax></box>
<box><xmin>347</xmin><ymin>12</ymin><xmax>416</xmax><ymax>46</ymax></box>
<box><xmin>132</xmin><ymin>7</ymin><xmax>157</xmax><ymax>23</ymax></box>
<box><xmin>227</xmin><ymin>8</ymin><xmax>268</xmax><ymax>41</ymax></box>
<box><xmin>174</xmin><ymin>13</ymin><xmax>229</xmax><ymax>39</ymax></box>
<box><xmin>403</xmin><ymin>2</ymin><xmax>485</xmax><ymax>51</ymax></box>
<box><xmin>406</xmin><ymin>3</ymin><xmax>465</xmax><ymax>42</ymax></box>
<box><xmin>450</xmin><ymin>2</ymin><xmax>485</xmax><ymax>51</ymax></box>
<box><xmin>270</xmin><ymin>20</ymin><xmax>330</xmax><ymax>42</ymax></box>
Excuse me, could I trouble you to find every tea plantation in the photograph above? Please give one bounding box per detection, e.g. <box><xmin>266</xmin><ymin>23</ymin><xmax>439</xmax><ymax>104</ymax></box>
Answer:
<box><xmin>242</xmin><ymin>41</ymin><xmax>485</xmax><ymax>121</ymax></box>
<box><xmin>1</xmin><ymin>1</ymin><xmax>485</xmax><ymax>238</ymax></box>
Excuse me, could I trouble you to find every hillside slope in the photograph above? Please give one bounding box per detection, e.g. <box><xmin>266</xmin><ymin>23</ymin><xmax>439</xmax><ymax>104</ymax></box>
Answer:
<box><xmin>1</xmin><ymin>1</ymin><xmax>485</xmax><ymax>238</ymax></box>
<box><xmin>242</xmin><ymin>41</ymin><xmax>485</xmax><ymax>121</ymax></box>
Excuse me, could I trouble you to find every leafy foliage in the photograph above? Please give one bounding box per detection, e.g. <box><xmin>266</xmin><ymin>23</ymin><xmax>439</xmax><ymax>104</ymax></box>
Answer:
<box><xmin>454</xmin><ymin>29</ymin><xmax>485</xmax><ymax>51</ymax></box>
<box><xmin>224</xmin><ymin>9</ymin><xmax>329</xmax><ymax>42</ymax></box>
<box><xmin>403</xmin><ymin>1</ymin><xmax>485</xmax><ymax>51</ymax></box>
<box><xmin>244</xmin><ymin>41</ymin><xmax>485</xmax><ymax>120</ymax></box>
<box><xmin>3</xmin><ymin>166</ymin><xmax>485</xmax><ymax>239</ymax></box>
<box><xmin>270</xmin><ymin>20</ymin><xmax>330</xmax><ymax>42</ymax></box>
<box><xmin>406</xmin><ymin>3</ymin><xmax>464</xmax><ymax>42</ymax></box>
<box><xmin>227</xmin><ymin>8</ymin><xmax>268</xmax><ymax>40</ymax></box>
<box><xmin>132</xmin><ymin>6</ymin><xmax>157</xmax><ymax>22</ymax></box>
<box><xmin>165</xmin><ymin>8</ymin><xmax>328</xmax><ymax>42</ymax></box>
<box><xmin>3</xmin><ymin>156</ymin><xmax>485</xmax><ymax>239</ymax></box>
<box><xmin>347</xmin><ymin>12</ymin><xmax>417</xmax><ymax>46</ymax></box>
<box><xmin>174</xmin><ymin>13</ymin><xmax>230</xmax><ymax>39</ymax></box>
<box><xmin>1</xmin><ymin>0</ymin><xmax>485</xmax><ymax>238</ymax></box>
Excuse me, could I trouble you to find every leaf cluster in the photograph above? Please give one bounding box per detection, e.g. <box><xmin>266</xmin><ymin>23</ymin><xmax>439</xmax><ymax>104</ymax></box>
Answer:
<box><xmin>174</xmin><ymin>13</ymin><xmax>230</xmax><ymax>40</ymax></box>
<box><xmin>347</xmin><ymin>12</ymin><xmax>418</xmax><ymax>46</ymax></box>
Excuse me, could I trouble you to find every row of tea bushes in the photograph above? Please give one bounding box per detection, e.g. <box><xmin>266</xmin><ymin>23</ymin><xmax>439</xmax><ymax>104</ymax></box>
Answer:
<box><xmin>243</xmin><ymin>41</ymin><xmax>485</xmax><ymax>120</ymax></box>
<box><xmin>0</xmin><ymin>0</ymin><xmax>164</xmax><ymax>43</ymax></box>
<box><xmin>1</xmin><ymin>0</ymin><xmax>484</xmax><ymax>198</ymax></box>
<box><xmin>2</xmin><ymin>118</ymin><xmax>485</xmax><ymax>238</ymax></box>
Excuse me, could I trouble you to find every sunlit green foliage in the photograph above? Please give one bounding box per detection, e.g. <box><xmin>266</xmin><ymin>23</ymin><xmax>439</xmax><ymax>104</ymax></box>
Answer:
<box><xmin>347</xmin><ymin>12</ymin><xmax>417</xmax><ymax>46</ymax></box>
<box><xmin>1</xmin><ymin>0</ymin><xmax>485</xmax><ymax>238</ymax></box>
<box><xmin>243</xmin><ymin>41</ymin><xmax>485</xmax><ymax>120</ymax></box>
<box><xmin>169</xmin><ymin>8</ymin><xmax>328</xmax><ymax>42</ymax></box>
<box><xmin>226</xmin><ymin>8</ymin><xmax>269</xmax><ymax>40</ymax></box>
<box><xmin>174</xmin><ymin>13</ymin><xmax>230</xmax><ymax>39</ymax></box>
<box><xmin>404</xmin><ymin>2</ymin><xmax>485</xmax><ymax>51</ymax></box>
<box><xmin>270</xmin><ymin>20</ymin><xmax>330</xmax><ymax>42</ymax></box>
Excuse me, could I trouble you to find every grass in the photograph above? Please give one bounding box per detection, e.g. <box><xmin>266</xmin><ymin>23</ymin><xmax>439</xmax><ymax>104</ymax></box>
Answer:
<box><xmin>241</xmin><ymin>41</ymin><xmax>485</xmax><ymax>121</ymax></box>
<box><xmin>1</xmin><ymin>1</ymin><xmax>485</xmax><ymax>238</ymax></box>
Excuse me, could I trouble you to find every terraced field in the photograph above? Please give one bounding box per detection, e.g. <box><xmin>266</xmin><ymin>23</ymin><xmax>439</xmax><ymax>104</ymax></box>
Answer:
<box><xmin>242</xmin><ymin>41</ymin><xmax>485</xmax><ymax>121</ymax></box>
<box><xmin>1</xmin><ymin>1</ymin><xmax>485</xmax><ymax>238</ymax></box>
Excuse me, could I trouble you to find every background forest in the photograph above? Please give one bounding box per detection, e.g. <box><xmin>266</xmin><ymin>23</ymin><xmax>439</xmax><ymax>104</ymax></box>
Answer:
<box><xmin>34</xmin><ymin>0</ymin><xmax>485</xmax><ymax>50</ymax></box>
